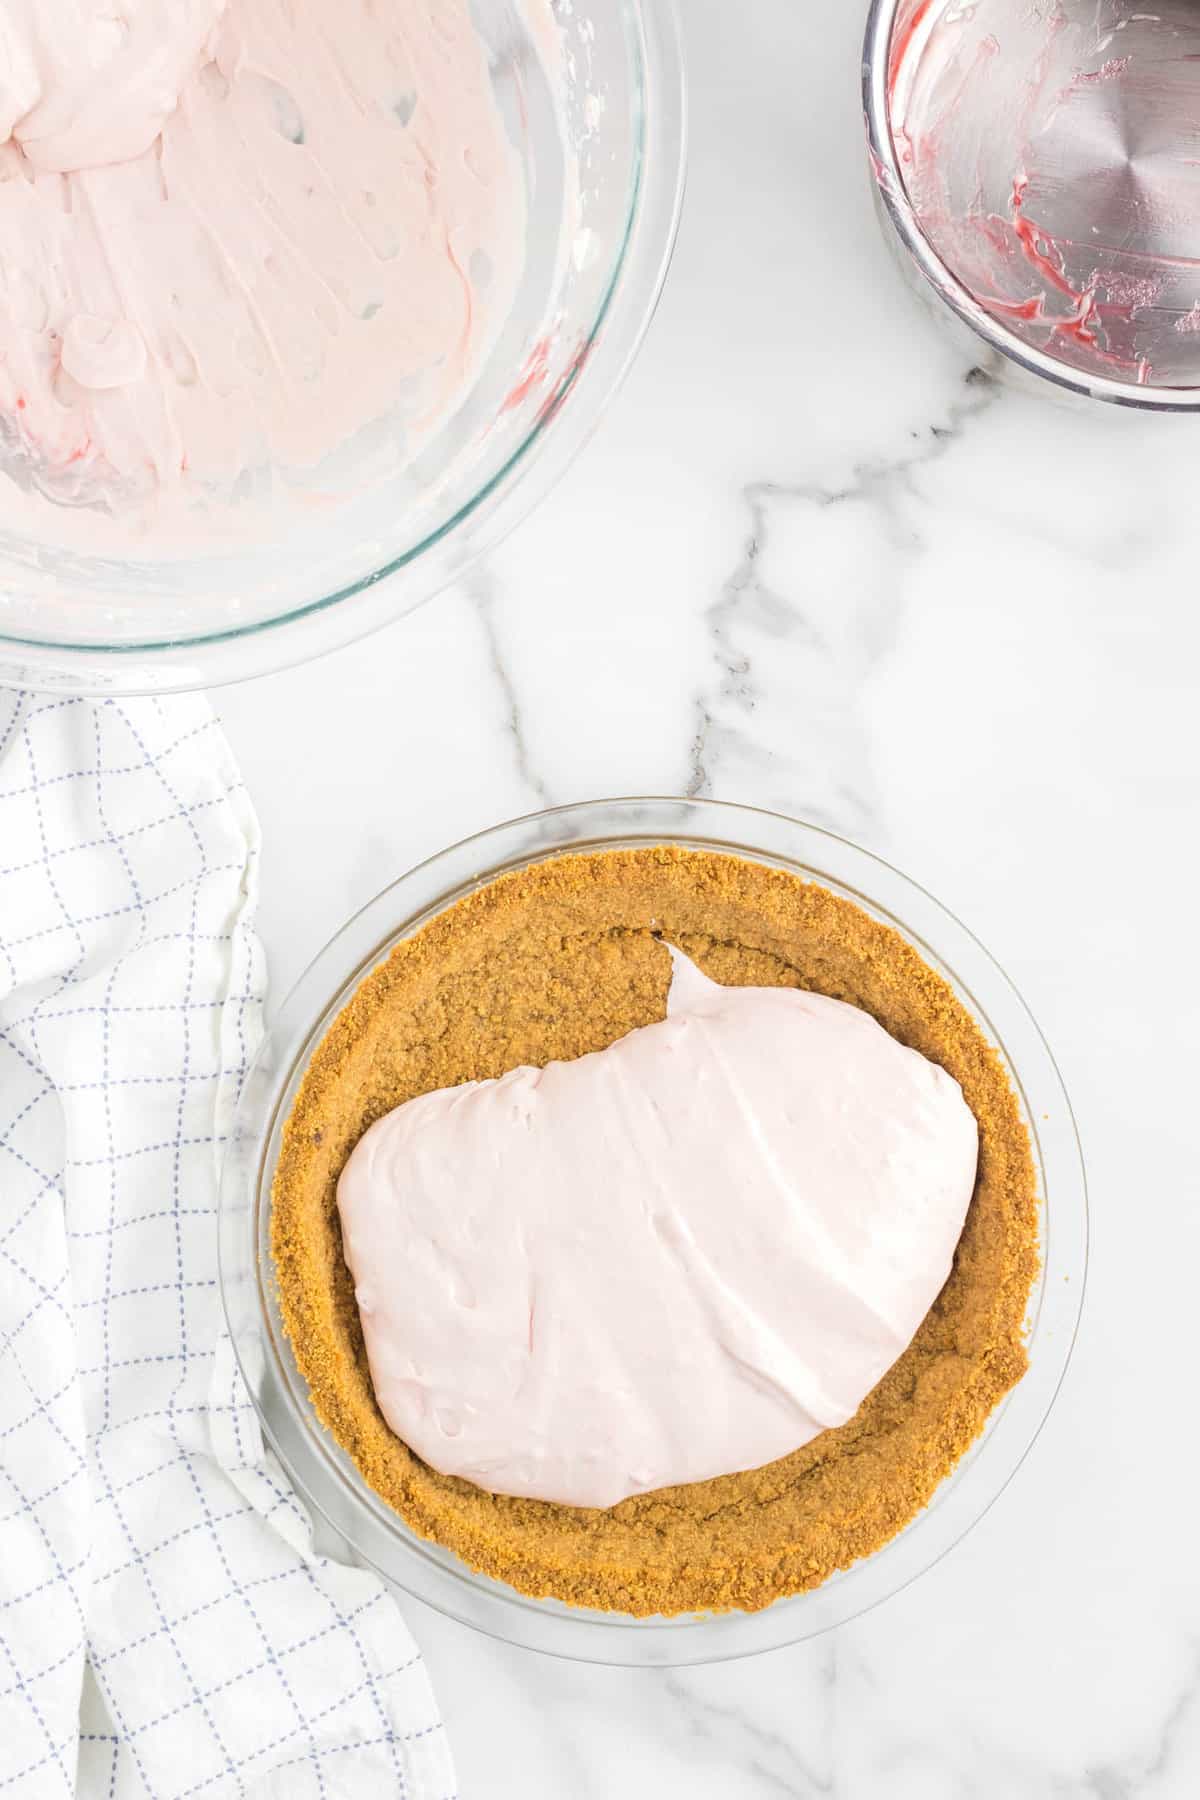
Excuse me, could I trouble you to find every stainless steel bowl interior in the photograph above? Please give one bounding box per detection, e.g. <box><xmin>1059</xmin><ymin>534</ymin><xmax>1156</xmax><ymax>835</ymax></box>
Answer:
<box><xmin>865</xmin><ymin>0</ymin><xmax>1200</xmax><ymax>409</ymax></box>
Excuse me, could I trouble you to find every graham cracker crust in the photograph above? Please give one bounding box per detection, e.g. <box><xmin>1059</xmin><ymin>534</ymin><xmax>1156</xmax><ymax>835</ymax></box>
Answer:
<box><xmin>271</xmin><ymin>846</ymin><xmax>1039</xmax><ymax>1617</ymax></box>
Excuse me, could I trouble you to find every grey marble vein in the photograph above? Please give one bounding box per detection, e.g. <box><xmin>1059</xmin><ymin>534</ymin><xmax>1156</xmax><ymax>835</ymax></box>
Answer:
<box><xmin>686</xmin><ymin>367</ymin><xmax>1002</xmax><ymax>835</ymax></box>
<box><xmin>660</xmin><ymin>1670</ymin><xmax>836</xmax><ymax>1798</ymax></box>
<box><xmin>466</xmin><ymin>571</ymin><xmax>553</xmax><ymax>810</ymax></box>
<box><xmin>1077</xmin><ymin>1641</ymin><xmax>1200</xmax><ymax>1800</ymax></box>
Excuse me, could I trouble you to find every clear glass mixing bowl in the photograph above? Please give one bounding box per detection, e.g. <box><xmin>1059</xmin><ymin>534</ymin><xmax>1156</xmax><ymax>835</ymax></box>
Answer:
<box><xmin>218</xmin><ymin>798</ymin><xmax>1088</xmax><ymax>1666</ymax></box>
<box><xmin>0</xmin><ymin>2</ymin><xmax>686</xmax><ymax>695</ymax></box>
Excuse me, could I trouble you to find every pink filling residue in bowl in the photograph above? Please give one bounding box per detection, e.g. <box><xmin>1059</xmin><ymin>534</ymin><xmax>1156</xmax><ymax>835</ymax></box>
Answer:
<box><xmin>889</xmin><ymin>0</ymin><xmax>1200</xmax><ymax>388</ymax></box>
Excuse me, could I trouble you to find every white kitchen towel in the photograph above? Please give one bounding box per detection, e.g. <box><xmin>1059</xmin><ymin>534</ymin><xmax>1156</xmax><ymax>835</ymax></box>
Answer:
<box><xmin>0</xmin><ymin>691</ymin><xmax>454</xmax><ymax>1799</ymax></box>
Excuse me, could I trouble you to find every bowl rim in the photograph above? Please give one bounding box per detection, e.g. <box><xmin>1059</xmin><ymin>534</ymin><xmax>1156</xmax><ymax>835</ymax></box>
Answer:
<box><xmin>0</xmin><ymin>0</ymin><xmax>688</xmax><ymax>692</ymax></box>
<box><xmin>863</xmin><ymin>0</ymin><xmax>1200</xmax><ymax>411</ymax></box>
<box><xmin>218</xmin><ymin>796</ymin><xmax>1089</xmax><ymax>1666</ymax></box>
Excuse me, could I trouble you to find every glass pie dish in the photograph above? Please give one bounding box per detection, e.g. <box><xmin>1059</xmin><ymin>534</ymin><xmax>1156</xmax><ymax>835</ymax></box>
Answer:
<box><xmin>0</xmin><ymin>1</ymin><xmax>686</xmax><ymax>696</ymax></box>
<box><xmin>218</xmin><ymin>797</ymin><xmax>1088</xmax><ymax>1666</ymax></box>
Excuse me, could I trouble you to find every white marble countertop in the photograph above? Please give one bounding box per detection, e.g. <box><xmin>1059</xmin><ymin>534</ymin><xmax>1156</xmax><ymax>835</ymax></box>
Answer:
<box><xmin>217</xmin><ymin>1</ymin><xmax>1200</xmax><ymax>1793</ymax></box>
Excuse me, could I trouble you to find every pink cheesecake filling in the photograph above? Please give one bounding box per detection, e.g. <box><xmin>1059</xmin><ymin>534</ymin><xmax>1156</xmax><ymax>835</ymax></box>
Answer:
<box><xmin>337</xmin><ymin>948</ymin><xmax>980</xmax><ymax>1510</ymax></box>
<box><xmin>0</xmin><ymin>2</ymin><xmax>228</xmax><ymax>173</ymax></box>
<box><xmin>0</xmin><ymin>0</ymin><xmax>528</xmax><ymax>516</ymax></box>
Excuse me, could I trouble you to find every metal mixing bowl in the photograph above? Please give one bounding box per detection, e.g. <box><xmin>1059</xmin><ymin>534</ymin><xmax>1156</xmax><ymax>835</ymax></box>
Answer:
<box><xmin>865</xmin><ymin>0</ymin><xmax>1200</xmax><ymax>409</ymax></box>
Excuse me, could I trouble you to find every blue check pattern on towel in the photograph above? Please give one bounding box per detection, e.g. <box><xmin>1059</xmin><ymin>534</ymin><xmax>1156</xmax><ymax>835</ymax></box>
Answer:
<box><xmin>0</xmin><ymin>693</ymin><xmax>453</xmax><ymax>1799</ymax></box>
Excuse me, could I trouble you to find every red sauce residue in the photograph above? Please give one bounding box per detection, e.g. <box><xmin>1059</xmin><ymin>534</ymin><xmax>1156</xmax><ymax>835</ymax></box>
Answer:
<box><xmin>990</xmin><ymin>296</ymin><xmax>1048</xmax><ymax>322</ymax></box>
<box><xmin>502</xmin><ymin>337</ymin><xmax>552</xmax><ymax>413</ymax></box>
<box><xmin>1074</xmin><ymin>56</ymin><xmax>1132</xmax><ymax>85</ymax></box>
<box><xmin>888</xmin><ymin>0</ymin><xmax>935</xmax><ymax>101</ymax></box>
<box><xmin>990</xmin><ymin>190</ymin><xmax>1150</xmax><ymax>377</ymax></box>
<box><xmin>535</xmin><ymin>337</ymin><xmax>589</xmax><ymax>428</ymax></box>
<box><xmin>16</xmin><ymin>396</ymin><xmax>26</xmax><ymax>411</ymax></box>
<box><xmin>1052</xmin><ymin>311</ymin><xmax>1103</xmax><ymax>352</ymax></box>
<box><xmin>1009</xmin><ymin>174</ymin><xmax>1079</xmax><ymax>302</ymax></box>
<box><xmin>498</xmin><ymin>332</ymin><xmax>592</xmax><ymax>430</ymax></box>
<box><xmin>1007</xmin><ymin>174</ymin><xmax>1104</xmax><ymax>349</ymax></box>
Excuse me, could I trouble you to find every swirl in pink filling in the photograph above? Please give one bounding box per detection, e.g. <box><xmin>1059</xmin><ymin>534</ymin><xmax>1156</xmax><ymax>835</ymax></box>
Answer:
<box><xmin>0</xmin><ymin>2</ymin><xmax>227</xmax><ymax>172</ymax></box>
<box><xmin>0</xmin><ymin>0</ymin><xmax>525</xmax><ymax>512</ymax></box>
<box><xmin>337</xmin><ymin>948</ymin><xmax>980</xmax><ymax>1510</ymax></box>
